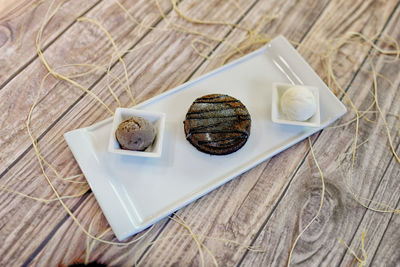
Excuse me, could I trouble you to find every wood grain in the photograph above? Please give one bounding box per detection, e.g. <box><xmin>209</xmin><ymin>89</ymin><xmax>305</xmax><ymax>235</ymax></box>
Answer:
<box><xmin>137</xmin><ymin>0</ymin><xmax>335</xmax><ymax>265</ymax></box>
<box><xmin>0</xmin><ymin>0</ymin><xmax>173</xmax><ymax>265</ymax></box>
<box><xmin>370</xmin><ymin>208</ymin><xmax>400</xmax><ymax>266</ymax></box>
<box><xmin>1</xmin><ymin>0</ymin><xmax>279</xmax><ymax>265</ymax></box>
<box><xmin>239</xmin><ymin>1</ymin><xmax>400</xmax><ymax>266</ymax></box>
<box><xmin>336</xmin><ymin>8</ymin><xmax>400</xmax><ymax>265</ymax></box>
<box><xmin>31</xmin><ymin>194</ymin><xmax>171</xmax><ymax>267</ymax></box>
<box><xmin>0</xmin><ymin>0</ymin><xmax>399</xmax><ymax>266</ymax></box>
<box><xmin>0</xmin><ymin>0</ymin><xmax>99</xmax><ymax>87</ymax></box>
<box><xmin>22</xmin><ymin>0</ymin><xmax>332</xmax><ymax>265</ymax></box>
<box><xmin>137</xmin><ymin>0</ymin><xmax>400</xmax><ymax>266</ymax></box>
<box><xmin>23</xmin><ymin>0</ymin><xmax>292</xmax><ymax>265</ymax></box>
<box><xmin>0</xmin><ymin>0</ymin><xmax>170</xmax><ymax>180</ymax></box>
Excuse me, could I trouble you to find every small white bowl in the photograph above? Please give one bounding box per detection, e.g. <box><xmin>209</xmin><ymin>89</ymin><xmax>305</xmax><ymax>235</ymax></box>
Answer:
<box><xmin>108</xmin><ymin>108</ymin><xmax>166</xmax><ymax>157</ymax></box>
<box><xmin>271</xmin><ymin>83</ymin><xmax>320</xmax><ymax>127</ymax></box>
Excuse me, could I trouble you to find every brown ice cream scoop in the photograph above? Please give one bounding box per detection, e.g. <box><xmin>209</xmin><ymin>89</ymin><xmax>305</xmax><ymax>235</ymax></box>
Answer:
<box><xmin>115</xmin><ymin>116</ymin><xmax>156</xmax><ymax>151</ymax></box>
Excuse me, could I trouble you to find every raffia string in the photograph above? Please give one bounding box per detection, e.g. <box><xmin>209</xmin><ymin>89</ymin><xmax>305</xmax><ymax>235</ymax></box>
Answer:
<box><xmin>320</xmin><ymin>32</ymin><xmax>400</xmax><ymax>214</ymax></box>
<box><xmin>340</xmin><ymin>60</ymin><xmax>400</xmax><ymax>214</ymax></box>
<box><xmin>15</xmin><ymin>0</ymin><xmax>49</xmax><ymax>47</ymax></box>
<box><xmin>339</xmin><ymin>230</ymin><xmax>368</xmax><ymax>267</ymax></box>
<box><xmin>131</xmin><ymin>214</ymin><xmax>266</xmax><ymax>266</ymax></box>
<box><xmin>287</xmin><ymin>137</ymin><xmax>326</xmax><ymax>266</ymax></box>
<box><xmin>35</xmin><ymin>0</ymin><xmax>114</xmax><ymax>115</ymax></box>
<box><xmin>77</xmin><ymin>16</ymin><xmax>136</xmax><ymax>106</ymax></box>
<box><xmin>21</xmin><ymin>0</ymin><xmax>268</xmax><ymax>252</ymax></box>
<box><xmin>25</xmin><ymin>0</ymin><xmax>159</xmax><ymax>246</ymax></box>
<box><xmin>0</xmin><ymin>182</ymin><xmax>88</xmax><ymax>203</ymax></box>
<box><xmin>6</xmin><ymin>0</ymin><xmax>400</xmax><ymax>264</ymax></box>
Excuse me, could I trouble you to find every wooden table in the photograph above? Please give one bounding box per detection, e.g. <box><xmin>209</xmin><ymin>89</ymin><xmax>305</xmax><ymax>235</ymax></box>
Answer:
<box><xmin>1</xmin><ymin>0</ymin><xmax>399</xmax><ymax>266</ymax></box>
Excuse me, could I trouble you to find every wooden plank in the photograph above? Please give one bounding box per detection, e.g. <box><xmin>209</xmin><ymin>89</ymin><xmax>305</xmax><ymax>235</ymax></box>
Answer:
<box><xmin>369</xmin><ymin>206</ymin><xmax>400</xmax><ymax>266</ymax></box>
<box><xmin>0</xmin><ymin>0</ymin><xmax>25</xmax><ymax>16</ymax></box>
<box><xmin>0</xmin><ymin>0</ymin><xmax>171</xmax><ymax>179</ymax></box>
<box><xmin>17</xmin><ymin>0</ymin><xmax>332</xmax><ymax>265</ymax></box>
<box><xmin>335</xmin><ymin>8</ymin><xmax>400</xmax><ymax>265</ymax></box>
<box><xmin>239</xmin><ymin>2</ymin><xmax>400</xmax><ymax>266</ymax></box>
<box><xmin>0</xmin><ymin>0</ymin><xmax>99</xmax><ymax>87</ymax></box>
<box><xmin>27</xmin><ymin>194</ymin><xmax>171</xmax><ymax>266</ymax></box>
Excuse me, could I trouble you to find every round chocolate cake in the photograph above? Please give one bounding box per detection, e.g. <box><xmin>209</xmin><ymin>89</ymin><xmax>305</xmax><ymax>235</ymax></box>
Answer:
<box><xmin>184</xmin><ymin>94</ymin><xmax>251</xmax><ymax>155</ymax></box>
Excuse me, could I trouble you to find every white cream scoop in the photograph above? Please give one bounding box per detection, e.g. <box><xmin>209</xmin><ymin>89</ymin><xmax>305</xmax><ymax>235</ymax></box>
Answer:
<box><xmin>280</xmin><ymin>85</ymin><xmax>316</xmax><ymax>121</ymax></box>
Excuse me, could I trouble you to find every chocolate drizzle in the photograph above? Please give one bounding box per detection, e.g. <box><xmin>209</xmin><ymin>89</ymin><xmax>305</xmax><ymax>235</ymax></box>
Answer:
<box><xmin>184</xmin><ymin>94</ymin><xmax>251</xmax><ymax>155</ymax></box>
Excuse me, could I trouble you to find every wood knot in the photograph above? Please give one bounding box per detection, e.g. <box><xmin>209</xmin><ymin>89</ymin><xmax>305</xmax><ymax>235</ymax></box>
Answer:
<box><xmin>298</xmin><ymin>188</ymin><xmax>335</xmax><ymax>242</ymax></box>
<box><xmin>0</xmin><ymin>24</ymin><xmax>12</xmax><ymax>48</ymax></box>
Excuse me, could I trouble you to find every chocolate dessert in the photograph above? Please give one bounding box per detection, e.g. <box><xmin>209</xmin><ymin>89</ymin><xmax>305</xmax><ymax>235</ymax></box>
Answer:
<box><xmin>184</xmin><ymin>94</ymin><xmax>251</xmax><ymax>155</ymax></box>
<box><xmin>115</xmin><ymin>116</ymin><xmax>156</xmax><ymax>151</ymax></box>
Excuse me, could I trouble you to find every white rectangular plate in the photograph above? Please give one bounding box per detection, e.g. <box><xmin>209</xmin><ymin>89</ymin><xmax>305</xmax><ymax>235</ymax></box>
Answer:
<box><xmin>65</xmin><ymin>36</ymin><xmax>346</xmax><ymax>241</ymax></box>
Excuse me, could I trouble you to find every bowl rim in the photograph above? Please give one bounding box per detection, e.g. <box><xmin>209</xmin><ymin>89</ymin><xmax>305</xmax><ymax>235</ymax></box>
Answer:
<box><xmin>271</xmin><ymin>82</ymin><xmax>321</xmax><ymax>127</ymax></box>
<box><xmin>108</xmin><ymin>107</ymin><xmax>166</xmax><ymax>157</ymax></box>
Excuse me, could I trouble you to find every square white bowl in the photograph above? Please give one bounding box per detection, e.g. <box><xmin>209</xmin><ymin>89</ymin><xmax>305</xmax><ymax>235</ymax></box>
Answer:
<box><xmin>108</xmin><ymin>108</ymin><xmax>166</xmax><ymax>157</ymax></box>
<box><xmin>271</xmin><ymin>83</ymin><xmax>321</xmax><ymax>127</ymax></box>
